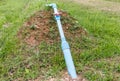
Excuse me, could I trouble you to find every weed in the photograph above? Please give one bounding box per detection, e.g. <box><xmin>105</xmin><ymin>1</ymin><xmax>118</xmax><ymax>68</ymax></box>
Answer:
<box><xmin>29</xmin><ymin>24</ymin><xmax>36</xmax><ymax>30</ymax></box>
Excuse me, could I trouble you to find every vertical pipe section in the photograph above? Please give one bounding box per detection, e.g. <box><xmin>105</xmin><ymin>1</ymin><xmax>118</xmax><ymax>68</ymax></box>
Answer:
<box><xmin>56</xmin><ymin>19</ymin><xmax>65</xmax><ymax>39</ymax></box>
<box><xmin>47</xmin><ymin>3</ymin><xmax>77</xmax><ymax>79</ymax></box>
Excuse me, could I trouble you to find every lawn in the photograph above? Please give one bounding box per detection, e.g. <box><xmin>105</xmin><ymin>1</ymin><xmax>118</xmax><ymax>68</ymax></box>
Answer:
<box><xmin>0</xmin><ymin>0</ymin><xmax>120</xmax><ymax>81</ymax></box>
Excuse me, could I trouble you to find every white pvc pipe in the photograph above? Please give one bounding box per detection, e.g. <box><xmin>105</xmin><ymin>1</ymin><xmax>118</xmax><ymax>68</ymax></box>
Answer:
<box><xmin>56</xmin><ymin>20</ymin><xmax>65</xmax><ymax>39</ymax></box>
<box><xmin>47</xmin><ymin>3</ymin><xmax>77</xmax><ymax>79</ymax></box>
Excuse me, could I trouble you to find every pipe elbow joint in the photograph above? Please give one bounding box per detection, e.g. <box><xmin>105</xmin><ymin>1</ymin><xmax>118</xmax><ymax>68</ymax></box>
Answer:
<box><xmin>51</xmin><ymin>3</ymin><xmax>57</xmax><ymax>8</ymax></box>
<box><xmin>47</xmin><ymin>3</ymin><xmax>57</xmax><ymax>8</ymax></box>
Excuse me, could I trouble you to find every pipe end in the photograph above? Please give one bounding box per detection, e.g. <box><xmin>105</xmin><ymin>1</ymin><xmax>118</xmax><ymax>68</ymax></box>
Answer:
<box><xmin>46</xmin><ymin>3</ymin><xmax>57</xmax><ymax>8</ymax></box>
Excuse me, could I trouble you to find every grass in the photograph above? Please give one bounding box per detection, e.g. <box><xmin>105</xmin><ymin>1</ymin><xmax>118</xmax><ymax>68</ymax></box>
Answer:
<box><xmin>0</xmin><ymin>0</ymin><xmax>120</xmax><ymax>81</ymax></box>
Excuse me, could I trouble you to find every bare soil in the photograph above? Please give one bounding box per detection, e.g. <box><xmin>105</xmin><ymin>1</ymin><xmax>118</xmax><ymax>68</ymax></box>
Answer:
<box><xmin>74</xmin><ymin>0</ymin><xmax>120</xmax><ymax>13</ymax></box>
<box><xmin>32</xmin><ymin>71</ymin><xmax>87</xmax><ymax>81</ymax></box>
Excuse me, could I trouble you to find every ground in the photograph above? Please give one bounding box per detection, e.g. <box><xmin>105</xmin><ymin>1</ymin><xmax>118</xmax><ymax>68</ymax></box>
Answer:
<box><xmin>74</xmin><ymin>0</ymin><xmax>120</xmax><ymax>13</ymax></box>
<box><xmin>0</xmin><ymin>0</ymin><xmax>120</xmax><ymax>81</ymax></box>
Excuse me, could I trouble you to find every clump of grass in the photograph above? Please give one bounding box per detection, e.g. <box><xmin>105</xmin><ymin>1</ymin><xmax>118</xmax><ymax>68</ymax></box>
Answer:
<box><xmin>29</xmin><ymin>24</ymin><xmax>36</xmax><ymax>30</ymax></box>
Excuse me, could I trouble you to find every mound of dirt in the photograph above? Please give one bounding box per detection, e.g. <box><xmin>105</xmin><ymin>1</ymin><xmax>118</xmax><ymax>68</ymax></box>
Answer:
<box><xmin>48</xmin><ymin>72</ymin><xmax>87</xmax><ymax>81</ymax></box>
<box><xmin>17</xmin><ymin>9</ymin><xmax>88</xmax><ymax>81</ymax></box>
<box><xmin>31</xmin><ymin>71</ymin><xmax>87</xmax><ymax>81</ymax></box>
<box><xmin>18</xmin><ymin>9</ymin><xmax>87</xmax><ymax>46</ymax></box>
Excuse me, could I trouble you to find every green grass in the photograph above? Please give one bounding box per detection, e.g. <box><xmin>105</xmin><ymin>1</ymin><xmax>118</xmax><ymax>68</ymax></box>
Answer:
<box><xmin>0</xmin><ymin>0</ymin><xmax>120</xmax><ymax>81</ymax></box>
